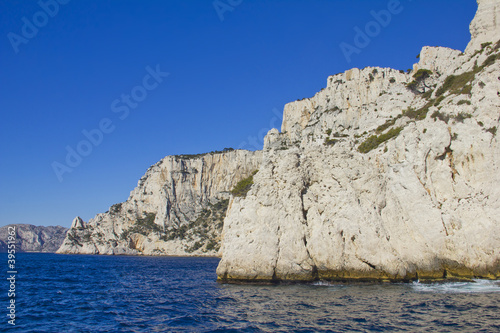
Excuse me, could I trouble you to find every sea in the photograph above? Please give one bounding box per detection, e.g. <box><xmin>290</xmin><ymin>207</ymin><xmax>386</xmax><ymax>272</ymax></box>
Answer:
<box><xmin>3</xmin><ymin>253</ymin><xmax>500</xmax><ymax>332</ymax></box>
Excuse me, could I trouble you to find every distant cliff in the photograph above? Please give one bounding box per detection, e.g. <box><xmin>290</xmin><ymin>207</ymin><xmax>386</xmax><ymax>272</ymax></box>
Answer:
<box><xmin>57</xmin><ymin>150</ymin><xmax>261</xmax><ymax>256</ymax></box>
<box><xmin>0</xmin><ymin>224</ymin><xmax>68</xmax><ymax>253</ymax></box>
<box><xmin>217</xmin><ymin>0</ymin><xmax>500</xmax><ymax>282</ymax></box>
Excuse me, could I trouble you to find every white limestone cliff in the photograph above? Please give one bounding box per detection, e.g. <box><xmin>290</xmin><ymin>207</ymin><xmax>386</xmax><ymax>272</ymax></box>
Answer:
<box><xmin>217</xmin><ymin>0</ymin><xmax>500</xmax><ymax>282</ymax></box>
<box><xmin>466</xmin><ymin>0</ymin><xmax>500</xmax><ymax>54</ymax></box>
<box><xmin>57</xmin><ymin>149</ymin><xmax>261</xmax><ymax>256</ymax></box>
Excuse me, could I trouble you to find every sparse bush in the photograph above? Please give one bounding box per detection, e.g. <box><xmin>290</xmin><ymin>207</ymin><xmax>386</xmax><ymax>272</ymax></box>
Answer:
<box><xmin>435</xmin><ymin>71</ymin><xmax>475</xmax><ymax>96</ymax></box>
<box><xmin>431</xmin><ymin>111</ymin><xmax>450</xmax><ymax>123</ymax></box>
<box><xmin>421</xmin><ymin>89</ymin><xmax>433</xmax><ymax>99</ymax></box>
<box><xmin>324</xmin><ymin>138</ymin><xmax>338</xmax><ymax>146</ymax></box>
<box><xmin>186</xmin><ymin>241</ymin><xmax>203</xmax><ymax>253</ymax></box>
<box><xmin>358</xmin><ymin>127</ymin><xmax>403</xmax><ymax>154</ymax></box>
<box><xmin>176</xmin><ymin>148</ymin><xmax>235</xmax><ymax>160</ymax></box>
<box><xmin>435</xmin><ymin>53</ymin><xmax>500</xmax><ymax>97</ymax></box>
<box><xmin>413</xmin><ymin>69</ymin><xmax>432</xmax><ymax>80</ymax></box>
<box><xmin>454</xmin><ymin>112</ymin><xmax>472</xmax><ymax>123</ymax></box>
<box><xmin>82</xmin><ymin>233</ymin><xmax>92</xmax><ymax>242</ymax></box>
<box><xmin>206</xmin><ymin>239</ymin><xmax>219</xmax><ymax>251</ymax></box>
<box><xmin>434</xmin><ymin>95</ymin><xmax>446</xmax><ymax>106</ymax></box>
<box><xmin>486</xmin><ymin>127</ymin><xmax>497</xmax><ymax>136</ymax></box>
<box><xmin>406</xmin><ymin>81</ymin><xmax>419</xmax><ymax>93</ymax></box>
<box><xmin>376</xmin><ymin>116</ymin><xmax>400</xmax><ymax>134</ymax></box>
<box><xmin>457</xmin><ymin>100</ymin><xmax>472</xmax><ymax>105</ymax></box>
<box><xmin>481</xmin><ymin>53</ymin><xmax>500</xmax><ymax>68</ymax></box>
<box><xmin>231</xmin><ymin>170</ymin><xmax>258</xmax><ymax>197</ymax></box>
<box><xmin>461</xmin><ymin>84</ymin><xmax>472</xmax><ymax>95</ymax></box>
<box><xmin>133</xmin><ymin>213</ymin><xmax>159</xmax><ymax>235</ymax></box>
<box><xmin>110</xmin><ymin>203</ymin><xmax>122</xmax><ymax>214</ymax></box>
<box><xmin>481</xmin><ymin>42</ymin><xmax>492</xmax><ymax>49</ymax></box>
<box><xmin>67</xmin><ymin>231</ymin><xmax>82</xmax><ymax>245</ymax></box>
<box><xmin>402</xmin><ymin>102</ymin><xmax>432</xmax><ymax>120</ymax></box>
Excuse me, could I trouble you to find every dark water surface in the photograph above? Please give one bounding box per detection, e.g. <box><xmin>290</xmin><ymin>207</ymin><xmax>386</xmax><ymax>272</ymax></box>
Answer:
<box><xmin>4</xmin><ymin>253</ymin><xmax>500</xmax><ymax>332</ymax></box>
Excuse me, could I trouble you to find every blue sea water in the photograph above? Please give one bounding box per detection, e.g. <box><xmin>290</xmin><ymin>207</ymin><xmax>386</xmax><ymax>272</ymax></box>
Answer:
<box><xmin>3</xmin><ymin>253</ymin><xmax>500</xmax><ymax>332</ymax></box>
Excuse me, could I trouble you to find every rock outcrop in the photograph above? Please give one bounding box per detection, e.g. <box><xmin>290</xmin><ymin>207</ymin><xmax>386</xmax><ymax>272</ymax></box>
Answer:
<box><xmin>466</xmin><ymin>0</ymin><xmax>500</xmax><ymax>54</ymax></box>
<box><xmin>0</xmin><ymin>224</ymin><xmax>68</xmax><ymax>253</ymax></box>
<box><xmin>57</xmin><ymin>150</ymin><xmax>261</xmax><ymax>256</ymax></box>
<box><xmin>217</xmin><ymin>0</ymin><xmax>500</xmax><ymax>283</ymax></box>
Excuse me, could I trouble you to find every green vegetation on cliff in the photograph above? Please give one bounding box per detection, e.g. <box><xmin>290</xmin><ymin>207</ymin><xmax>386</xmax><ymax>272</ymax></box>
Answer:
<box><xmin>231</xmin><ymin>170</ymin><xmax>258</xmax><ymax>197</ymax></box>
<box><xmin>358</xmin><ymin>127</ymin><xmax>403</xmax><ymax>154</ymax></box>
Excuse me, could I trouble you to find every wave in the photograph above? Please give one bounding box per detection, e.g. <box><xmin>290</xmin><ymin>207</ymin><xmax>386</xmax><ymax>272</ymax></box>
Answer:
<box><xmin>412</xmin><ymin>279</ymin><xmax>500</xmax><ymax>293</ymax></box>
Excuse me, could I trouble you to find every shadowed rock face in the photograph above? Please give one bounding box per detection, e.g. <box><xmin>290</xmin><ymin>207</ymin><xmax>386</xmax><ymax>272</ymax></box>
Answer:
<box><xmin>57</xmin><ymin>150</ymin><xmax>262</xmax><ymax>256</ymax></box>
<box><xmin>217</xmin><ymin>0</ymin><xmax>500</xmax><ymax>283</ymax></box>
<box><xmin>0</xmin><ymin>224</ymin><xmax>68</xmax><ymax>253</ymax></box>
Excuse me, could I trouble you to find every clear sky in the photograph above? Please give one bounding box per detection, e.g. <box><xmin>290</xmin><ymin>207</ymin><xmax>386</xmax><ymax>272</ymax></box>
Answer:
<box><xmin>0</xmin><ymin>0</ymin><xmax>477</xmax><ymax>228</ymax></box>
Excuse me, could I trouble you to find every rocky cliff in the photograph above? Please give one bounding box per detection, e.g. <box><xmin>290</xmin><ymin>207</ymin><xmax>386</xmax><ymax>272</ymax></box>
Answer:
<box><xmin>217</xmin><ymin>0</ymin><xmax>500</xmax><ymax>282</ymax></box>
<box><xmin>57</xmin><ymin>150</ymin><xmax>261</xmax><ymax>256</ymax></box>
<box><xmin>0</xmin><ymin>224</ymin><xmax>68</xmax><ymax>253</ymax></box>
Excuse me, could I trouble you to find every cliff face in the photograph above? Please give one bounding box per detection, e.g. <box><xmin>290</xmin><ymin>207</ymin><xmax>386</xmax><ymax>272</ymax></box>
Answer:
<box><xmin>0</xmin><ymin>224</ymin><xmax>68</xmax><ymax>253</ymax></box>
<box><xmin>466</xmin><ymin>0</ymin><xmax>500</xmax><ymax>53</ymax></box>
<box><xmin>217</xmin><ymin>0</ymin><xmax>500</xmax><ymax>282</ymax></box>
<box><xmin>57</xmin><ymin>150</ymin><xmax>261</xmax><ymax>256</ymax></box>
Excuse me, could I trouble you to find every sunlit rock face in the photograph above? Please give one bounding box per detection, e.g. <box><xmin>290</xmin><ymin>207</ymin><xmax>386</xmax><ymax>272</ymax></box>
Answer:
<box><xmin>466</xmin><ymin>0</ymin><xmax>500</xmax><ymax>54</ymax></box>
<box><xmin>57</xmin><ymin>150</ymin><xmax>262</xmax><ymax>256</ymax></box>
<box><xmin>217</xmin><ymin>0</ymin><xmax>500</xmax><ymax>283</ymax></box>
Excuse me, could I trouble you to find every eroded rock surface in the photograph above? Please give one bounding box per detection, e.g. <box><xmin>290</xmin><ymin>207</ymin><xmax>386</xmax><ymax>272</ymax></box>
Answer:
<box><xmin>217</xmin><ymin>0</ymin><xmax>500</xmax><ymax>282</ymax></box>
<box><xmin>57</xmin><ymin>150</ymin><xmax>261</xmax><ymax>256</ymax></box>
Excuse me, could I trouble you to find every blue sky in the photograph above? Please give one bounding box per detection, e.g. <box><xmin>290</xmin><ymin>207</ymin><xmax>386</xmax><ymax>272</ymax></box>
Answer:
<box><xmin>0</xmin><ymin>0</ymin><xmax>477</xmax><ymax>228</ymax></box>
